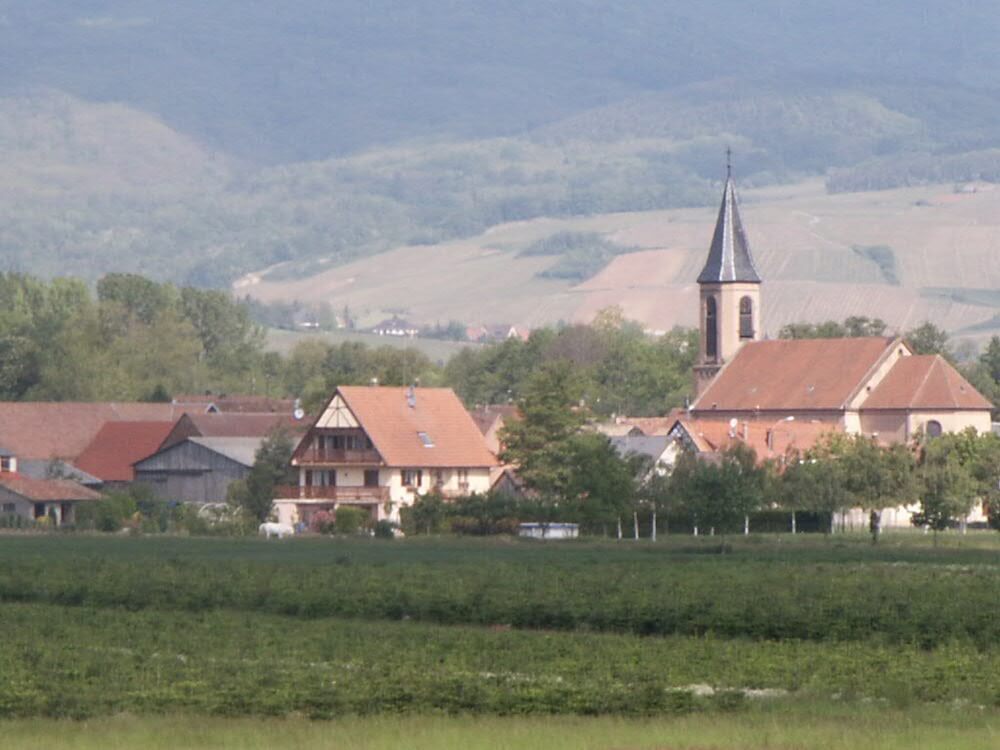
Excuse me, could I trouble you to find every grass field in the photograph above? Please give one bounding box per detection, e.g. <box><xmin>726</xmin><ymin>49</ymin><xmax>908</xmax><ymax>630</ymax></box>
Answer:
<box><xmin>5</xmin><ymin>708</ymin><xmax>999</xmax><ymax>750</ymax></box>
<box><xmin>0</xmin><ymin>532</ymin><xmax>997</xmax><ymax>746</ymax></box>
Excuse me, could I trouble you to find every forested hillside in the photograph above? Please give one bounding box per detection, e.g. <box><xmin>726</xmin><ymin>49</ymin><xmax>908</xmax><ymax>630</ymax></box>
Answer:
<box><xmin>2</xmin><ymin>2</ymin><xmax>1000</xmax><ymax>291</ymax></box>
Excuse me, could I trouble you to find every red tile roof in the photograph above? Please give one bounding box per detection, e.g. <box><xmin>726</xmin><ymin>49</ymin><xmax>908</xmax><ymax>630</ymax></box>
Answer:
<box><xmin>672</xmin><ymin>418</ymin><xmax>842</xmax><ymax>462</ymax></box>
<box><xmin>160</xmin><ymin>413</ymin><xmax>306</xmax><ymax>450</ymax></box>
<box><xmin>861</xmin><ymin>355</ymin><xmax>993</xmax><ymax>410</ymax></box>
<box><xmin>620</xmin><ymin>411</ymin><xmax>686</xmax><ymax>436</ymax></box>
<box><xmin>693</xmin><ymin>337</ymin><xmax>900</xmax><ymax>412</ymax></box>
<box><xmin>74</xmin><ymin>421</ymin><xmax>176</xmax><ymax>482</ymax></box>
<box><xmin>0</xmin><ymin>402</ymin><xmax>191</xmax><ymax>460</ymax></box>
<box><xmin>0</xmin><ymin>473</ymin><xmax>102</xmax><ymax>501</ymax></box>
<box><xmin>469</xmin><ymin>405</ymin><xmax>520</xmax><ymax>435</ymax></box>
<box><xmin>172</xmin><ymin>395</ymin><xmax>296</xmax><ymax>414</ymax></box>
<box><xmin>335</xmin><ymin>386</ymin><xmax>497</xmax><ymax>468</ymax></box>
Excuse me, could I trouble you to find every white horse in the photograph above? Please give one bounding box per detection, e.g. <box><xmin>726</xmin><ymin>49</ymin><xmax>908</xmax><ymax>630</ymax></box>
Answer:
<box><xmin>259</xmin><ymin>522</ymin><xmax>295</xmax><ymax>539</ymax></box>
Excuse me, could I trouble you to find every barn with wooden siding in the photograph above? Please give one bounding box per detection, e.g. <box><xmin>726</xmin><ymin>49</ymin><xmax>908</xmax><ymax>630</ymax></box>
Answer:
<box><xmin>132</xmin><ymin>437</ymin><xmax>261</xmax><ymax>504</ymax></box>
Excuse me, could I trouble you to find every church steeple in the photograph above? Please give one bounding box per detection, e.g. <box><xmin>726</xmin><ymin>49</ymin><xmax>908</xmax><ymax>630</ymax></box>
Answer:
<box><xmin>693</xmin><ymin>156</ymin><xmax>763</xmax><ymax>396</ymax></box>
<box><xmin>697</xmin><ymin>157</ymin><xmax>761</xmax><ymax>284</ymax></box>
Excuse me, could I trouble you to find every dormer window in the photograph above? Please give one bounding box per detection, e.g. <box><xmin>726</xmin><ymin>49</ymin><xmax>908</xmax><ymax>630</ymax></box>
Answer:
<box><xmin>417</xmin><ymin>431</ymin><xmax>434</xmax><ymax>447</ymax></box>
<box><xmin>0</xmin><ymin>455</ymin><xmax>15</xmax><ymax>473</ymax></box>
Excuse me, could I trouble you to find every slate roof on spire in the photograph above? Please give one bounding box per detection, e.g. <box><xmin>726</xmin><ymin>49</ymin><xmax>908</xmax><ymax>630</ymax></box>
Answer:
<box><xmin>697</xmin><ymin>176</ymin><xmax>761</xmax><ymax>284</ymax></box>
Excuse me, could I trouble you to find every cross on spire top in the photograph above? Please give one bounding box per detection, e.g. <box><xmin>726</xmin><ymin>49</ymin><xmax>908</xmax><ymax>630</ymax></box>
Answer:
<box><xmin>726</xmin><ymin>146</ymin><xmax>732</xmax><ymax>179</ymax></box>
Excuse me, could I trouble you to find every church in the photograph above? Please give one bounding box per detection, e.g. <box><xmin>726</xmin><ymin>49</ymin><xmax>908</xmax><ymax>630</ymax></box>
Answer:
<box><xmin>666</xmin><ymin>164</ymin><xmax>992</xmax><ymax>474</ymax></box>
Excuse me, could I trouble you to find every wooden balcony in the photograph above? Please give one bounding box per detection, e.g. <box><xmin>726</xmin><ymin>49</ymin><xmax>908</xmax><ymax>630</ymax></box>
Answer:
<box><xmin>274</xmin><ymin>485</ymin><xmax>389</xmax><ymax>502</ymax></box>
<box><xmin>294</xmin><ymin>447</ymin><xmax>381</xmax><ymax>465</ymax></box>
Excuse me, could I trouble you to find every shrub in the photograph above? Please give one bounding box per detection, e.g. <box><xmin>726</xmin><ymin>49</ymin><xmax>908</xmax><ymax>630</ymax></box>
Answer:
<box><xmin>334</xmin><ymin>506</ymin><xmax>368</xmax><ymax>535</ymax></box>
<box><xmin>373</xmin><ymin>520</ymin><xmax>397</xmax><ymax>539</ymax></box>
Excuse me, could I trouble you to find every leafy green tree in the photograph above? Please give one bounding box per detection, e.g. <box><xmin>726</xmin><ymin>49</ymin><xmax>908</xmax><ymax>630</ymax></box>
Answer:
<box><xmin>780</xmin><ymin>448</ymin><xmax>851</xmax><ymax>534</ymax></box>
<box><xmin>227</xmin><ymin>432</ymin><xmax>295</xmax><ymax>524</ymax></box>
<box><xmin>0</xmin><ymin>334</ymin><xmax>41</xmax><ymax>399</ymax></box>
<box><xmin>832</xmin><ymin>435</ymin><xmax>916</xmax><ymax>542</ymax></box>
<box><xmin>905</xmin><ymin>321</ymin><xmax>952</xmax><ymax>359</ymax></box>
<box><xmin>405</xmin><ymin>492</ymin><xmax>448</xmax><ymax>535</ymax></box>
<box><xmin>499</xmin><ymin>360</ymin><xmax>586</xmax><ymax>498</ymax></box>
<box><xmin>97</xmin><ymin>273</ymin><xmax>174</xmax><ymax>326</ymax></box>
<box><xmin>914</xmin><ymin>452</ymin><xmax>977</xmax><ymax>543</ymax></box>
<box><xmin>334</xmin><ymin>506</ymin><xmax>368</xmax><ymax>535</ymax></box>
<box><xmin>564</xmin><ymin>432</ymin><xmax>637</xmax><ymax>532</ymax></box>
<box><xmin>670</xmin><ymin>443</ymin><xmax>766</xmax><ymax>546</ymax></box>
<box><xmin>980</xmin><ymin>336</ymin><xmax>1000</xmax><ymax>383</ymax></box>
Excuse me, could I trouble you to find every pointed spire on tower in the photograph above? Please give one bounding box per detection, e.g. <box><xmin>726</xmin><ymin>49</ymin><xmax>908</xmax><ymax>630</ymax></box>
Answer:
<box><xmin>697</xmin><ymin>155</ymin><xmax>761</xmax><ymax>284</ymax></box>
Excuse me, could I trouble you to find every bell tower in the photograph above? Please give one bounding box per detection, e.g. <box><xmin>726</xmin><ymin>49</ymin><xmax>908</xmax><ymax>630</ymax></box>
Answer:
<box><xmin>693</xmin><ymin>154</ymin><xmax>762</xmax><ymax>396</ymax></box>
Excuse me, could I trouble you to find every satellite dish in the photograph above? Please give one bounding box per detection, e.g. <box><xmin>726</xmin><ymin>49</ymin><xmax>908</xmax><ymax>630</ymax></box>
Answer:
<box><xmin>293</xmin><ymin>408</ymin><xmax>305</xmax><ymax>420</ymax></box>
<box><xmin>729</xmin><ymin>418</ymin><xmax>738</xmax><ymax>429</ymax></box>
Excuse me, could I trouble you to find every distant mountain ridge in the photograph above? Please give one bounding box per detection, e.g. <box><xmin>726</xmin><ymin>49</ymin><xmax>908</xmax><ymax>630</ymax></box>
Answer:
<box><xmin>2</xmin><ymin>2</ymin><xmax>1000</xmax><ymax>290</ymax></box>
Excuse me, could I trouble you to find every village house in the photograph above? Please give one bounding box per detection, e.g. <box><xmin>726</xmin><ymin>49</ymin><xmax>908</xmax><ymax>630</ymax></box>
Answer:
<box><xmin>274</xmin><ymin>385</ymin><xmax>496</xmax><ymax>528</ymax></box>
<box><xmin>370</xmin><ymin>316</ymin><xmax>420</xmax><ymax>337</ymax></box>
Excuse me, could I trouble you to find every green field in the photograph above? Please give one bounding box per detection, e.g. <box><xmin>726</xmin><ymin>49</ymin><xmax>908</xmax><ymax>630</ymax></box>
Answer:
<box><xmin>4</xmin><ymin>709</ymin><xmax>999</xmax><ymax>750</ymax></box>
<box><xmin>0</xmin><ymin>533</ymin><xmax>997</xmax><ymax>746</ymax></box>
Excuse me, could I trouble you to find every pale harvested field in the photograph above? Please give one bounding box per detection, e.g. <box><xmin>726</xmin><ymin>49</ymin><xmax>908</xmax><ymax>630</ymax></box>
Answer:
<box><xmin>240</xmin><ymin>180</ymin><xmax>1000</xmax><ymax>342</ymax></box>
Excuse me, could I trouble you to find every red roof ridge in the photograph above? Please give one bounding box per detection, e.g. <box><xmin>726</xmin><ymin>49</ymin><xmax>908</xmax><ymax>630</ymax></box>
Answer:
<box><xmin>841</xmin><ymin>336</ymin><xmax>907</xmax><ymax>409</ymax></box>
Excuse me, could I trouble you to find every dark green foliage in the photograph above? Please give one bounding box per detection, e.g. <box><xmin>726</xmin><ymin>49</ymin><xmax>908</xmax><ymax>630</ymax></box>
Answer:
<box><xmin>0</xmin><ymin>271</ymin><xmax>267</xmax><ymax>400</ymax></box>
<box><xmin>905</xmin><ymin>321</ymin><xmax>952</xmax><ymax>358</ymax></box>
<box><xmin>333</xmin><ymin>506</ymin><xmax>367</xmax><ymax>535</ymax></box>
<box><xmin>779</xmin><ymin>316</ymin><xmax>888</xmax><ymax>340</ymax></box>
<box><xmin>228</xmin><ymin>432</ymin><xmax>295</xmax><ymax>523</ymax></box>
<box><xmin>670</xmin><ymin>444</ymin><xmax>768</xmax><ymax>538</ymax></box>
<box><xmin>499</xmin><ymin>361</ymin><xmax>586</xmax><ymax>498</ymax></box>
<box><xmin>446</xmin><ymin>320</ymin><xmax>696</xmax><ymax>417</ymax></box>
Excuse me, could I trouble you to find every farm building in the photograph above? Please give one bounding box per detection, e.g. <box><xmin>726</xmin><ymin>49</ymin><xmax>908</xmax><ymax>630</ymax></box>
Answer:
<box><xmin>74</xmin><ymin>421</ymin><xmax>177</xmax><ymax>486</ymax></box>
<box><xmin>274</xmin><ymin>385</ymin><xmax>496</xmax><ymax>527</ymax></box>
<box><xmin>468</xmin><ymin>404</ymin><xmax>519</xmax><ymax>456</ymax></box>
<box><xmin>171</xmin><ymin>394</ymin><xmax>297</xmax><ymax>414</ymax></box>
<box><xmin>133</xmin><ymin>437</ymin><xmax>263</xmax><ymax>504</ymax></box>
<box><xmin>0</xmin><ymin>447</ymin><xmax>101</xmax><ymax>527</ymax></box>
<box><xmin>0</xmin><ymin>401</ymin><xmax>189</xmax><ymax>462</ymax></box>
<box><xmin>158</xmin><ymin>411</ymin><xmax>306</xmax><ymax>451</ymax></box>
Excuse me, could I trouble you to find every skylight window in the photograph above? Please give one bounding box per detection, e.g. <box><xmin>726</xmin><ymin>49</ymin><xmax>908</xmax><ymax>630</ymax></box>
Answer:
<box><xmin>417</xmin><ymin>431</ymin><xmax>434</xmax><ymax>448</ymax></box>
